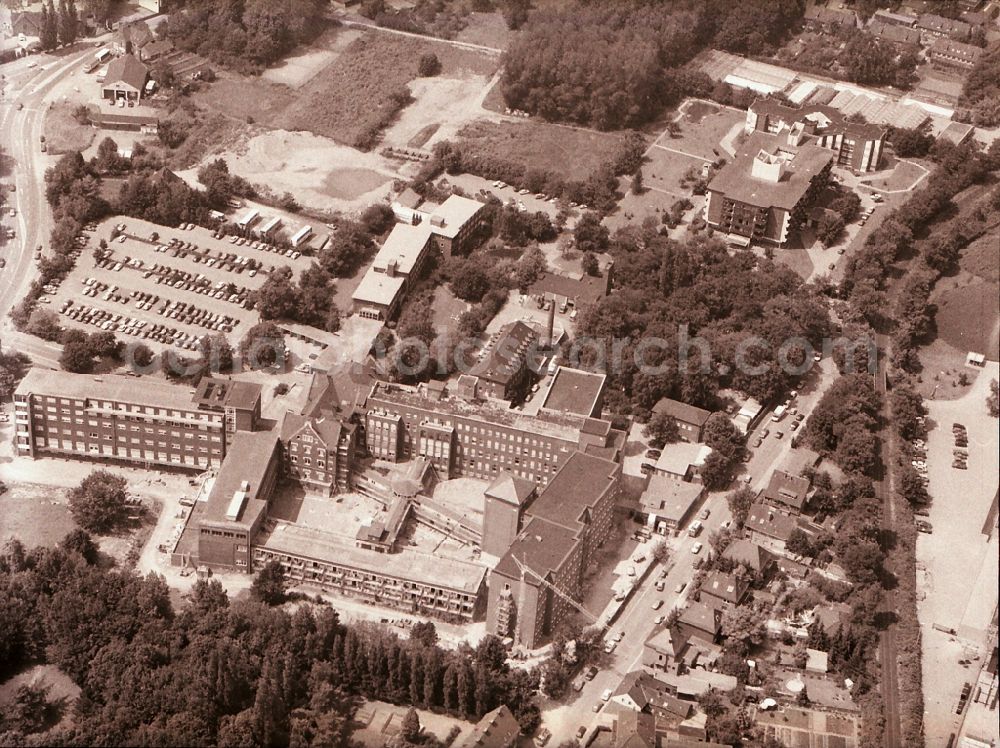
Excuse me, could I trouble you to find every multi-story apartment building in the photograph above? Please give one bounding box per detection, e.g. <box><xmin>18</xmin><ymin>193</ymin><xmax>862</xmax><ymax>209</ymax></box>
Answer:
<box><xmin>745</xmin><ymin>99</ymin><xmax>886</xmax><ymax>174</ymax></box>
<box><xmin>363</xmin><ymin>379</ymin><xmax>626</xmax><ymax>487</ymax></box>
<box><xmin>13</xmin><ymin>371</ymin><xmax>260</xmax><ymax>470</ymax></box>
<box><xmin>705</xmin><ymin>133</ymin><xmax>833</xmax><ymax>247</ymax></box>
<box><xmin>486</xmin><ymin>451</ymin><xmax>622</xmax><ymax>648</ymax></box>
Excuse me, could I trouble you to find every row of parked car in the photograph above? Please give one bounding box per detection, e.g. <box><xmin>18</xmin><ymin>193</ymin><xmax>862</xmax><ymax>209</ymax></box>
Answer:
<box><xmin>60</xmin><ymin>301</ymin><xmax>155</xmax><ymax>339</ymax></box>
<box><xmin>223</xmin><ymin>234</ymin><xmax>303</xmax><ymax>261</ymax></box>
<box><xmin>159</xmin><ymin>237</ymin><xmax>266</xmax><ymax>275</ymax></box>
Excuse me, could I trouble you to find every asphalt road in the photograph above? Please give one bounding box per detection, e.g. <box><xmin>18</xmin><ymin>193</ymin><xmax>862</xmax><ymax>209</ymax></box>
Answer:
<box><xmin>1</xmin><ymin>46</ymin><xmax>96</xmax><ymax>364</ymax></box>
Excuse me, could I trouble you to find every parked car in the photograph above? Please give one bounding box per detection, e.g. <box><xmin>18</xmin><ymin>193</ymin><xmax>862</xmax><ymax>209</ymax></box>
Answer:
<box><xmin>915</xmin><ymin>520</ymin><xmax>932</xmax><ymax>533</ymax></box>
<box><xmin>576</xmin><ymin>727</ymin><xmax>586</xmax><ymax>739</ymax></box>
<box><xmin>534</xmin><ymin>728</ymin><xmax>552</xmax><ymax>747</ymax></box>
<box><xmin>675</xmin><ymin>581</ymin><xmax>687</xmax><ymax>594</ymax></box>
<box><xmin>691</xmin><ymin>542</ymin><xmax>703</xmax><ymax>555</ymax></box>
<box><xmin>645</xmin><ymin>448</ymin><xmax>662</xmax><ymax>459</ymax></box>
<box><xmin>700</xmin><ymin>508</ymin><xmax>710</xmax><ymax>520</ymax></box>
<box><xmin>652</xmin><ymin>599</ymin><xmax>663</xmax><ymax>610</ymax></box>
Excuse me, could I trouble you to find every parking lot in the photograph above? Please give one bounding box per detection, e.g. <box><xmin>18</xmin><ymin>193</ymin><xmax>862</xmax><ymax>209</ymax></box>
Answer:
<box><xmin>45</xmin><ymin>216</ymin><xmax>317</xmax><ymax>352</ymax></box>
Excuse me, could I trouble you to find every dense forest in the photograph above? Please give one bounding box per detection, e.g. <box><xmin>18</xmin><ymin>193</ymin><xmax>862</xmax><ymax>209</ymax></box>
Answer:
<box><xmin>160</xmin><ymin>0</ymin><xmax>329</xmax><ymax>74</ymax></box>
<box><xmin>956</xmin><ymin>42</ymin><xmax>1000</xmax><ymax>127</ymax></box>
<box><xmin>500</xmin><ymin>0</ymin><xmax>804</xmax><ymax>129</ymax></box>
<box><xmin>0</xmin><ymin>541</ymin><xmax>539</xmax><ymax>747</ymax></box>
<box><xmin>574</xmin><ymin>229</ymin><xmax>831</xmax><ymax>417</ymax></box>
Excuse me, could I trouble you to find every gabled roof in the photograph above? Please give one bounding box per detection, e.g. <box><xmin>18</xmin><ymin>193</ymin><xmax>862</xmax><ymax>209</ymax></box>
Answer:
<box><xmin>484</xmin><ymin>471</ymin><xmax>536</xmax><ymax>507</ymax></box>
<box><xmin>700</xmin><ymin>570</ymin><xmax>750</xmax><ymax>605</ymax></box>
<box><xmin>612</xmin><ymin>710</ymin><xmax>656</xmax><ymax>748</ymax></box>
<box><xmin>470</xmin><ymin>320</ymin><xmax>538</xmax><ymax>387</ymax></box>
<box><xmin>613</xmin><ymin>671</ymin><xmax>693</xmax><ymax>719</ymax></box>
<box><xmin>527</xmin><ymin>451</ymin><xmax>620</xmax><ymax>534</ymax></box>
<box><xmin>143</xmin><ymin>39</ymin><xmax>174</xmax><ymax>58</ymax></box>
<box><xmin>458</xmin><ymin>704</ymin><xmax>520</xmax><ymax>748</ymax></box>
<box><xmin>763</xmin><ymin>469</ymin><xmax>811</xmax><ymax>511</ymax></box>
<box><xmin>929</xmin><ymin>36</ymin><xmax>983</xmax><ymax>63</ymax></box>
<box><xmin>104</xmin><ymin>54</ymin><xmax>149</xmax><ymax>92</ymax></box>
<box><xmin>722</xmin><ymin>538</ymin><xmax>775</xmax><ymax>573</ymax></box>
<box><xmin>645</xmin><ymin>625</ymin><xmax>689</xmax><ymax>659</ymax></box>
<box><xmin>493</xmin><ymin>517</ymin><xmax>580</xmax><ymax>585</ymax></box>
<box><xmin>652</xmin><ymin>397</ymin><xmax>712</xmax><ymax>427</ymax></box>
<box><xmin>679</xmin><ymin>602</ymin><xmax>721</xmax><ymax>635</ymax></box>
<box><xmin>117</xmin><ymin>20</ymin><xmax>154</xmax><ymax>49</ymax></box>
<box><xmin>746</xmin><ymin>503</ymin><xmax>800</xmax><ymax>542</ymax></box>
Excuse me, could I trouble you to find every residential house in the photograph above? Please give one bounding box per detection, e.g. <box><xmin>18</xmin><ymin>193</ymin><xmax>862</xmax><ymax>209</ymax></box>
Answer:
<box><xmin>653</xmin><ymin>442</ymin><xmax>712</xmax><ymax>482</ymax></box>
<box><xmin>928</xmin><ymin>37</ymin><xmax>984</xmax><ymax>71</ymax></box>
<box><xmin>916</xmin><ymin>13</ymin><xmax>972</xmax><ymax>42</ymax></box>
<box><xmin>744</xmin><ymin>503</ymin><xmax>802</xmax><ymax>553</ymax></box>
<box><xmin>101</xmin><ymin>54</ymin><xmax>149</xmax><ymax>102</ymax></box>
<box><xmin>761</xmin><ymin>469</ymin><xmax>811</xmax><ymax>514</ymax></box>
<box><xmin>112</xmin><ymin>21</ymin><xmax>155</xmax><ymax>56</ymax></box>
<box><xmin>611</xmin><ymin>671</ymin><xmax>692</xmax><ymax>721</ymax></box>
<box><xmin>11</xmin><ymin>11</ymin><xmax>44</xmax><ymax>37</ymax></box>
<box><xmin>141</xmin><ymin>39</ymin><xmax>174</xmax><ymax>62</ymax></box>
<box><xmin>651</xmin><ymin>397</ymin><xmax>713</xmax><ymax>441</ymax></box>
<box><xmin>721</xmin><ymin>539</ymin><xmax>776</xmax><ymax>578</ymax></box>
<box><xmin>867</xmin><ymin>19</ymin><xmax>922</xmax><ymax>47</ymax></box>
<box><xmin>610</xmin><ymin>711</ymin><xmax>656</xmax><ymax>748</ymax></box>
<box><xmin>871</xmin><ymin>9</ymin><xmax>918</xmax><ymax>27</ymax></box>
<box><xmin>527</xmin><ymin>265</ymin><xmax>613</xmax><ymax>313</ymax></box>
<box><xmin>676</xmin><ymin>602</ymin><xmax>722</xmax><ymax>644</ymax></box>
<box><xmin>458</xmin><ymin>705</ymin><xmax>520</xmax><ymax>748</ymax></box>
<box><xmin>809</xmin><ymin>7</ymin><xmax>855</xmax><ymax>33</ymax></box>
<box><xmin>699</xmin><ymin>571</ymin><xmax>750</xmax><ymax>609</ymax></box>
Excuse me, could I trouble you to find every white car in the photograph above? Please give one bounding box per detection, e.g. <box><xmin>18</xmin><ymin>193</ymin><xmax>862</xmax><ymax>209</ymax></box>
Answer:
<box><xmin>691</xmin><ymin>542</ymin><xmax>703</xmax><ymax>555</ymax></box>
<box><xmin>601</xmin><ymin>689</ymin><xmax>613</xmax><ymax>702</ymax></box>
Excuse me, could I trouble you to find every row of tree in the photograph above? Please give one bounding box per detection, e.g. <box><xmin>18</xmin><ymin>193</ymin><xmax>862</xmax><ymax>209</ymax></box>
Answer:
<box><xmin>37</xmin><ymin>0</ymin><xmax>80</xmax><ymax>51</ymax></box>
<box><xmin>0</xmin><ymin>538</ymin><xmax>540</xmax><ymax>747</ymax></box>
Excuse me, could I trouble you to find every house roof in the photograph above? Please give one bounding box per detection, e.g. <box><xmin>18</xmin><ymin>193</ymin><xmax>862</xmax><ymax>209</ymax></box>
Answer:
<box><xmin>645</xmin><ymin>625</ymin><xmax>689</xmax><ymax>658</ymax></box>
<box><xmin>872</xmin><ymin>8</ymin><xmax>917</xmax><ymax>26</ymax></box>
<box><xmin>612</xmin><ymin>710</ymin><xmax>656</xmax><ymax>748</ymax></box>
<box><xmin>651</xmin><ymin>397</ymin><xmax>712</xmax><ymax>427</ymax></box>
<box><xmin>104</xmin><ymin>54</ymin><xmax>148</xmax><ymax>92</ymax></box>
<box><xmin>763</xmin><ymin>469</ymin><xmax>811</xmax><ymax>511</ymax></box>
<box><xmin>640</xmin><ymin>477</ymin><xmax>703</xmax><ymax>523</ymax></box>
<box><xmin>937</xmin><ymin>121</ymin><xmax>975</xmax><ymax>145</ymax></box>
<box><xmin>679</xmin><ymin>602</ymin><xmax>721</xmax><ymax>635</ymax></box>
<box><xmin>614</xmin><ymin>671</ymin><xmax>693</xmax><ymax>720</ymax></box>
<box><xmin>917</xmin><ymin>12</ymin><xmax>971</xmax><ymax>37</ymax></box>
<box><xmin>722</xmin><ymin>539</ymin><xmax>775</xmax><ymax>573</ymax></box>
<box><xmin>527</xmin><ymin>451</ymin><xmax>620</xmax><ymax>533</ymax></box>
<box><xmin>746</xmin><ymin>503</ymin><xmax>800</xmax><ymax>542</ymax></box>
<box><xmin>143</xmin><ymin>39</ymin><xmax>174</xmax><ymax>58</ymax></box>
<box><xmin>393</xmin><ymin>187</ymin><xmax>423</xmax><ymax>209</ymax></box>
<box><xmin>484</xmin><ymin>471</ymin><xmax>536</xmax><ymax>507</ymax></box>
<box><xmin>707</xmin><ymin>133</ymin><xmax>832</xmax><ymax>211</ymax></box>
<box><xmin>930</xmin><ymin>36</ymin><xmax>983</xmax><ymax>63</ymax></box>
<box><xmin>11</xmin><ymin>11</ymin><xmax>44</xmax><ymax>35</ymax></box>
<box><xmin>528</xmin><ymin>269</ymin><xmax>609</xmax><ymax>307</ymax></box>
<box><xmin>540</xmin><ymin>366</ymin><xmax>606</xmax><ymax>417</ymax></box>
<box><xmin>700</xmin><ymin>571</ymin><xmax>749</xmax><ymax>605</ymax></box>
<box><xmin>868</xmin><ymin>20</ymin><xmax>922</xmax><ymax>45</ymax></box>
<box><xmin>470</xmin><ymin>320</ymin><xmax>538</xmax><ymax>387</ymax></box>
<box><xmin>654</xmin><ymin>442</ymin><xmax>711</xmax><ymax>477</ymax></box>
<box><xmin>458</xmin><ymin>705</ymin><xmax>520</xmax><ymax>748</ymax></box>
<box><xmin>493</xmin><ymin>516</ymin><xmax>580</xmax><ymax>585</ymax></box>
<box><xmin>117</xmin><ymin>20</ymin><xmax>154</xmax><ymax>48</ymax></box>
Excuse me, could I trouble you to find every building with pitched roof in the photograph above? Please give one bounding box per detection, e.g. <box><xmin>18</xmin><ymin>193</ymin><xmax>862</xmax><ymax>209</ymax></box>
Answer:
<box><xmin>470</xmin><ymin>321</ymin><xmax>539</xmax><ymax>401</ymax></box>
<box><xmin>746</xmin><ymin>98</ymin><xmax>887</xmax><ymax>173</ymax></box>
<box><xmin>699</xmin><ymin>570</ymin><xmax>751</xmax><ymax>609</ymax></box>
<box><xmin>458</xmin><ymin>705</ymin><xmax>520</xmax><ymax>748</ymax></box>
<box><xmin>610</xmin><ymin>711</ymin><xmax>656</xmax><ymax>748</ymax></box>
<box><xmin>867</xmin><ymin>19</ymin><xmax>922</xmax><ymax>47</ymax></box>
<box><xmin>481</xmin><ymin>471</ymin><xmax>537</xmax><ymax>557</ymax></box>
<box><xmin>651</xmin><ymin>397</ymin><xmax>713</xmax><ymax>441</ymax></box>
<box><xmin>486</xmin><ymin>452</ymin><xmax>621</xmax><ymax>648</ymax></box>
<box><xmin>745</xmin><ymin>503</ymin><xmax>804</xmax><ymax>552</ymax></box>
<box><xmin>102</xmin><ymin>54</ymin><xmax>149</xmax><ymax>101</ymax></box>
<box><xmin>113</xmin><ymin>20</ymin><xmax>155</xmax><ymax>55</ymax></box>
<box><xmin>677</xmin><ymin>602</ymin><xmax>723</xmax><ymax>644</ymax></box>
<box><xmin>761</xmin><ymin>469</ymin><xmax>811</xmax><ymax>513</ymax></box>
<box><xmin>11</xmin><ymin>11</ymin><xmax>44</xmax><ymax>37</ymax></box>
<box><xmin>928</xmin><ymin>37</ymin><xmax>984</xmax><ymax>71</ymax></box>
<box><xmin>611</xmin><ymin>671</ymin><xmax>693</xmax><ymax>720</ymax></box>
<box><xmin>527</xmin><ymin>266</ymin><xmax>613</xmax><ymax>312</ymax></box>
<box><xmin>916</xmin><ymin>12</ymin><xmax>972</xmax><ymax>42</ymax></box>
<box><xmin>721</xmin><ymin>538</ymin><xmax>776</xmax><ymax>577</ymax></box>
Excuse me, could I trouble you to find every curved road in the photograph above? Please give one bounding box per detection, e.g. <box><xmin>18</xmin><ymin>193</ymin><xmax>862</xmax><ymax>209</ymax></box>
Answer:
<box><xmin>1</xmin><ymin>46</ymin><xmax>97</xmax><ymax>367</ymax></box>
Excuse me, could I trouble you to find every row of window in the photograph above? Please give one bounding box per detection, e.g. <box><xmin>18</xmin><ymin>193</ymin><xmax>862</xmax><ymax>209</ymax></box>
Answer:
<box><xmin>33</xmin><ymin>395</ymin><xmax>215</xmax><ymax>421</ymax></box>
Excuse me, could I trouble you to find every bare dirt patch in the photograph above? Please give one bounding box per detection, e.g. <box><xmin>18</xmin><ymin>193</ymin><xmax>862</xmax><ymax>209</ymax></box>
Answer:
<box><xmin>408</xmin><ymin>123</ymin><xmax>440</xmax><ymax>149</ymax></box>
<box><xmin>383</xmin><ymin>73</ymin><xmax>493</xmax><ymax>151</ymax></box>
<box><xmin>261</xmin><ymin>26</ymin><xmax>364</xmax><ymax>89</ymax></box>
<box><xmin>44</xmin><ymin>102</ymin><xmax>95</xmax><ymax>155</ymax></box>
<box><xmin>274</xmin><ymin>31</ymin><xmax>496</xmax><ymax>149</ymax></box>
<box><xmin>456</xmin><ymin>120</ymin><xmax>627</xmax><ymax>183</ymax></box>
<box><xmin>211</xmin><ymin>129</ymin><xmax>403</xmax><ymax>213</ymax></box>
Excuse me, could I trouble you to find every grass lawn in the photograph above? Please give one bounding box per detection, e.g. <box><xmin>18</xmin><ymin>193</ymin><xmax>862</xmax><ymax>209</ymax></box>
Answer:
<box><xmin>643</xmin><ymin>146</ymin><xmax>705</xmax><ymax>197</ymax></box>
<box><xmin>431</xmin><ymin>287</ymin><xmax>469</xmax><ymax>335</ymax></box>
<box><xmin>932</xmin><ymin>277</ymin><xmax>1000</xmax><ymax>360</ymax></box>
<box><xmin>45</xmin><ymin>102</ymin><xmax>96</xmax><ymax>155</ymax></box>
<box><xmin>276</xmin><ymin>32</ymin><xmax>496</xmax><ymax>148</ymax></box>
<box><xmin>774</xmin><ymin>248</ymin><xmax>816</xmax><ymax>281</ymax></box>
<box><xmin>453</xmin><ymin>11</ymin><xmax>513</xmax><ymax>49</ymax></box>
<box><xmin>0</xmin><ymin>481</ymin><xmax>76</xmax><ymax>549</ymax></box>
<box><xmin>457</xmin><ymin>120</ymin><xmax>632</xmax><ymax>183</ymax></box>
<box><xmin>864</xmin><ymin>160</ymin><xmax>928</xmax><ymax>192</ymax></box>
<box><xmin>656</xmin><ymin>103</ymin><xmax>744</xmax><ymax>161</ymax></box>
<box><xmin>961</xmin><ymin>232</ymin><xmax>1000</xmax><ymax>284</ymax></box>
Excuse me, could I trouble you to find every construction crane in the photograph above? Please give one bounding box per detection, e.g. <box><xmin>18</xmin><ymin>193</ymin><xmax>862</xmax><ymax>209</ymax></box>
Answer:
<box><xmin>510</xmin><ymin>553</ymin><xmax>608</xmax><ymax>648</ymax></box>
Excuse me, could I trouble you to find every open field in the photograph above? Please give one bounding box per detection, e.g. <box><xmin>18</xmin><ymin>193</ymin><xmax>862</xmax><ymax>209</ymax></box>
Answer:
<box><xmin>261</xmin><ymin>26</ymin><xmax>365</xmax><ymax>89</ymax></box>
<box><xmin>642</xmin><ymin>146</ymin><xmax>706</xmax><ymax>198</ymax></box>
<box><xmin>655</xmin><ymin>102</ymin><xmax>744</xmax><ymax>161</ymax></box>
<box><xmin>44</xmin><ymin>101</ymin><xmax>96</xmax><ymax>155</ymax></box>
<box><xmin>0</xmin><ymin>481</ymin><xmax>75</xmax><ymax>549</ymax></box>
<box><xmin>382</xmin><ymin>72</ymin><xmax>494</xmax><ymax>152</ymax></box>
<box><xmin>861</xmin><ymin>160</ymin><xmax>928</xmax><ymax>192</ymax></box>
<box><xmin>456</xmin><ymin>119</ymin><xmax>629</xmax><ymax>183</ymax></box>
<box><xmin>206</xmin><ymin>129</ymin><xmax>404</xmax><ymax>213</ymax></box>
<box><xmin>960</xmin><ymin>230</ymin><xmax>1000</xmax><ymax>284</ymax></box>
<box><xmin>453</xmin><ymin>11</ymin><xmax>512</xmax><ymax>49</ymax></box>
<box><xmin>932</xmin><ymin>277</ymin><xmax>1000</xmax><ymax>360</ymax></box>
<box><xmin>277</xmin><ymin>32</ymin><xmax>496</xmax><ymax>148</ymax></box>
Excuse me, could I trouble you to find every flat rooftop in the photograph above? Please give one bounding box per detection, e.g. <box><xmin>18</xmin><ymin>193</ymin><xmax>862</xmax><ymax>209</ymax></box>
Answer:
<box><xmin>423</xmin><ymin>194</ymin><xmax>484</xmax><ymax>239</ymax></box>
<box><xmin>201</xmin><ymin>430</ymin><xmax>279</xmax><ymax>530</ymax></box>
<box><xmin>707</xmin><ymin>133</ymin><xmax>832</xmax><ymax>210</ymax></box>
<box><xmin>192</xmin><ymin>377</ymin><xmax>261</xmax><ymax>411</ymax></box>
<box><xmin>655</xmin><ymin>442</ymin><xmax>711</xmax><ymax>476</ymax></box>
<box><xmin>16</xmin><ymin>368</ymin><xmax>198</xmax><ymax>412</ymax></box>
<box><xmin>540</xmin><ymin>366</ymin><xmax>606</xmax><ymax>417</ymax></box>
<box><xmin>352</xmin><ymin>269</ymin><xmax>406</xmax><ymax>308</ymax></box>
<box><xmin>640</xmin><ymin>476</ymin><xmax>703</xmax><ymax>522</ymax></box>
<box><xmin>373</xmin><ymin>222</ymin><xmax>434</xmax><ymax>276</ymax></box>
<box><xmin>259</xmin><ymin>522</ymin><xmax>487</xmax><ymax>595</ymax></box>
<box><xmin>368</xmin><ymin>381</ymin><xmax>607</xmax><ymax>444</ymax></box>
